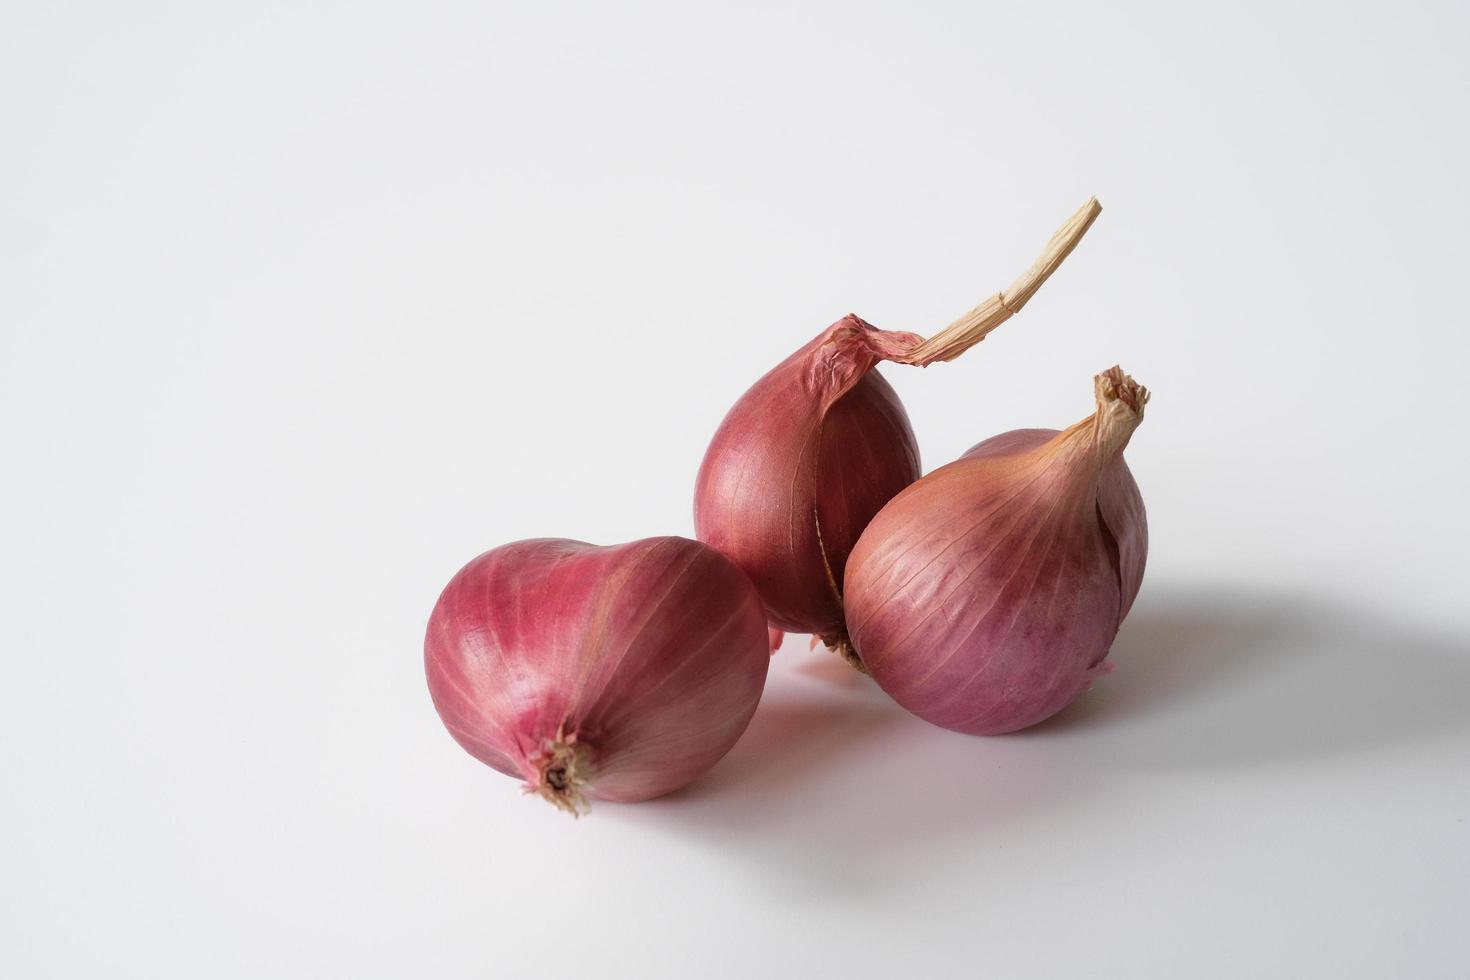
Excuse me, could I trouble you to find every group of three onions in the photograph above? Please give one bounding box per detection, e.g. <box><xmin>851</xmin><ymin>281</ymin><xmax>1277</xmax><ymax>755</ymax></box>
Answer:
<box><xmin>425</xmin><ymin>198</ymin><xmax>1151</xmax><ymax>814</ymax></box>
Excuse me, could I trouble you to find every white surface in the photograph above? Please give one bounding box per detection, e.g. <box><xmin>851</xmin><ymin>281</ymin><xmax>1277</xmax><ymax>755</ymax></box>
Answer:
<box><xmin>3</xmin><ymin>2</ymin><xmax>1468</xmax><ymax>977</ymax></box>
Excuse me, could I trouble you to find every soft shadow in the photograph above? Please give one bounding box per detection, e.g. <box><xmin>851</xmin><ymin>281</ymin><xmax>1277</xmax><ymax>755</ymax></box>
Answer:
<box><xmin>1033</xmin><ymin>587</ymin><xmax>1470</xmax><ymax>769</ymax></box>
<box><xmin>622</xmin><ymin>584</ymin><xmax>1470</xmax><ymax>897</ymax></box>
<box><xmin>664</xmin><ymin>666</ymin><xmax>904</xmax><ymax>805</ymax></box>
<box><xmin>791</xmin><ymin>649</ymin><xmax>873</xmax><ymax>689</ymax></box>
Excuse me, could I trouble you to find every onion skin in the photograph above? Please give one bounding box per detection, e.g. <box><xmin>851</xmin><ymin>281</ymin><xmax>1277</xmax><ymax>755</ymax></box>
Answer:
<box><xmin>962</xmin><ymin>426</ymin><xmax>1148</xmax><ymax>620</ymax></box>
<box><xmin>844</xmin><ymin>368</ymin><xmax>1149</xmax><ymax>735</ymax></box>
<box><xmin>425</xmin><ymin>536</ymin><xmax>769</xmax><ymax>814</ymax></box>
<box><xmin>693</xmin><ymin>198</ymin><xmax>1103</xmax><ymax>654</ymax></box>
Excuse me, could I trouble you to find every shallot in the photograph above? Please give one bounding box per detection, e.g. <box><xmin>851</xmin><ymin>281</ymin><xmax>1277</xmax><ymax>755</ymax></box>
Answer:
<box><xmin>843</xmin><ymin>367</ymin><xmax>1149</xmax><ymax>734</ymax></box>
<box><xmin>694</xmin><ymin>199</ymin><xmax>1102</xmax><ymax>666</ymax></box>
<box><xmin>425</xmin><ymin>536</ymin><xmax>769</xmax><ymax>814</ymax></box>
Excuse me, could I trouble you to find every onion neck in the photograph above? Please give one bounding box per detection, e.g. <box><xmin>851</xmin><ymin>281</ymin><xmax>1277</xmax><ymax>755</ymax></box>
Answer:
<box><xmin>1088</xmin><ymin>366</ymin><xmax>1148</xmax><ymax>465</ymax></box>
<box><xmin>1042</xmin><ymin>366</ymin><xmax>1148</xmax><ymax>480</ymax></box>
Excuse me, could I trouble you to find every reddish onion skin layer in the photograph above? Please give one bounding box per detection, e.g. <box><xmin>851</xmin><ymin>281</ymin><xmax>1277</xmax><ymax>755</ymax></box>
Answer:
<box><xmin>425</xmin><ymin>536</ymin><xmax>769</xmax><ymax>813</ymax></box>
<box><xmin>844</xmin><ymin>368</ymin><xmax>1149</xmax><ymax>735</ymax></box>
<box><xmin>962</xmin><ymin>427</ymin><xmax>1148</xmax><ymax>621</ymax></box>
<box><xmin>693</xmin><ymin>317</ymin><xmax>923</xmax><ymax>640</ymax></box>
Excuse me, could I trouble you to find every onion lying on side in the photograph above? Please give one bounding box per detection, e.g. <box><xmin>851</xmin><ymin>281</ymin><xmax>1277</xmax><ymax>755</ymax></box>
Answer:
<box><xmin>425</xmin><ymin>536</ymin><xmax>770</xmax><ymax>814</ymax></box>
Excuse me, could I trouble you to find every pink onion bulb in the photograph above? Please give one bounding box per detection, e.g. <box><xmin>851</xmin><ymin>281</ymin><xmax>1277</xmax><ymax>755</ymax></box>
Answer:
<box><xmin>694</xmin><ymin>198</ymin><xmax>1102</xmax><ymax>665</ymax></box>
<box><xmin>844</xmin><ymin>367</ymin><xmax>1149</xmax><ymax>734</ymax></box>
<box><xmin>425</xmin><ymin>536</ymin><xmax>769</xmax><ymax>814</ymax></box>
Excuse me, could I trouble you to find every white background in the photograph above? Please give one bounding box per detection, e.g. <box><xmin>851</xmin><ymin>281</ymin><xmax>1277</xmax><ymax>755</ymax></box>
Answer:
<box><xmin>4</xmin><ymin>2</ymin><xmax>1468</xmax><ymax>977</ymax></box>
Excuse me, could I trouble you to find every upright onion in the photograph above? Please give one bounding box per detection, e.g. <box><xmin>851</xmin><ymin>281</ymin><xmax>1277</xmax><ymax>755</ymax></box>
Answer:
<box><xmin>844</xmin><ymin>367</ymin><xmax>1149</xmax><ymax>734</ymax></box>
<box><xmin>694</xmin><ymin>199</ymin><xmax>1102</xmax><ymax>665</ymax></box>
<box><xmin>425</xmin><ymin>536</ymin><xmax>769</xmax><ymax>814</ymax></box>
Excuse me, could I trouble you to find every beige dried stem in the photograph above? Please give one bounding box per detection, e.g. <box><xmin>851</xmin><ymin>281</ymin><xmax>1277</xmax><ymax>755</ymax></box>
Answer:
<box><xmin>902</xmin><ymin>196</ymin><xmax>1102</xmax><ymax>365</ymax></box>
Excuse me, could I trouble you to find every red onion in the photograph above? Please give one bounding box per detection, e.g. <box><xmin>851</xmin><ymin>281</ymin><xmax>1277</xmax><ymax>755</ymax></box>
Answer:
<box><xmin>694</xmin><ymin>199</ymin><xmax>1102</xmax><ymax>665</ymax></box>
<box><xmin>425</xmin><ymin>536</ymin><xmax>769</xmax><ymax>814</ymax></box>
<box><xmin>843</xmin><ymin>367</ymin><xmax>1149</xmax><ymax>734</ymax></box>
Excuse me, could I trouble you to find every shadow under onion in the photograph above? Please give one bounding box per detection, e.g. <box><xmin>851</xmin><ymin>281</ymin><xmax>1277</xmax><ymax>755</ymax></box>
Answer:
<box><xmin>619</xmin><ymin>584</ymin><xmax>1470</xmax><ymax>898</ymax></box>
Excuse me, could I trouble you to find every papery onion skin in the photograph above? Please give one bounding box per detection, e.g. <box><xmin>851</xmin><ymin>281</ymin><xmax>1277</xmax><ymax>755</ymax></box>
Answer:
<box><xmin>693</xmin><ymin>198</ymin><xmax>1103</xmax><ymax>653</ymax></box>
<box><xmin>425</xmin><ymin>536</ymin><xmax>769</xmax><ymax>814</ymax></box>
<box><xmin>844</xmin><ymin>368</ymin><xmax>1149</xmax><ymax>735</ymax></box>
<box><xmin>962</xmin><ymin>426</ymin><xmax>1148</xmax><ymax>620</ymax></box>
